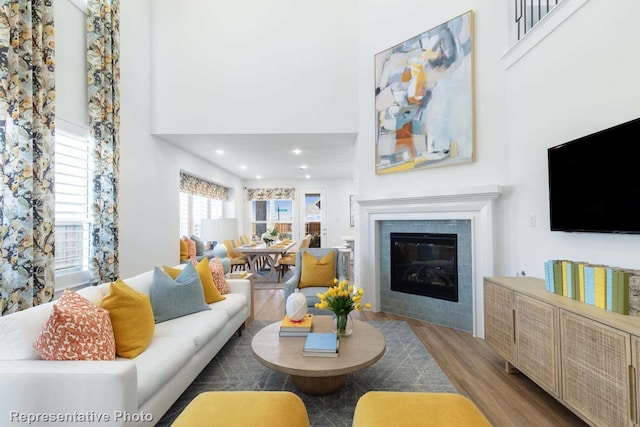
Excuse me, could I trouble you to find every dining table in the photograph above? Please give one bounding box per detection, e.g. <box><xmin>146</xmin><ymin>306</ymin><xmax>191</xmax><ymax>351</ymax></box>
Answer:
<box><xmin>234</xmin><ymin>241</ymin><xmax>296</xmax><ymax>282</ymax></box>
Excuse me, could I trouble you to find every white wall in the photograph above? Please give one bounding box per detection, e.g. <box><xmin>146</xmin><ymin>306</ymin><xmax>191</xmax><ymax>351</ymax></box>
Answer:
<box><xmin>355</xmin><ymin>0</ymin><xmax>640</xmax><ymax>282</ymax></box>
<box><xmin>54</xmin><ymin>0</ymin><xmax>88</xmax><ymax>128</ymax></box>
<box><xmin>503</xmin><ymin>0</ymin><xmax>640</xmax><ymax>278</ymax></box>
<box><xmin>356</xmin><ymin>0</ymin><xmax>509</xmax><ymax>200</ymax></box>
<box><xmin>149</xmin><ymin>0</ymin><xmax>358</xmax><ymax>134</ymax></box>
<box><xmin>62</xmin><ymin>0</ymin><xmax>640</xmax><ymax>284</ymax></box>
<box><xmin>118</xmin><ymin>1</ymin><xmax>245</xmax><ymax>277</ymax></box>
<box><xmin>355</xmin><ymin>0</ymin><xmax>509</xmax><ymax>280</ymax></box>
<box><xmin>241</xmin><ymin>179</ymin><xmax>354</xmax><ymax>248</ymax></box>
<box><xmin>56</xmin><ymin>0</ymin><xmax>352</xmax><ymax>280</ymax></box>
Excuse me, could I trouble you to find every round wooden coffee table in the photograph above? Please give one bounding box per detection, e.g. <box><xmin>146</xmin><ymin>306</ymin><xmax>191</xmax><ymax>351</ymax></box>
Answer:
<box><xmin>251</xmin><ymin>315</ymin><xmax>386</xmax><ymax>395</ymax></box>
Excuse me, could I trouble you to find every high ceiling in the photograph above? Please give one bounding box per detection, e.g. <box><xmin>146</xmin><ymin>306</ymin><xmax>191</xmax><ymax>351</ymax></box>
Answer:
<box><xmin>158</xmin><ymin>133</ymin><xmax>357</xmax><ymax>181</ymax></box>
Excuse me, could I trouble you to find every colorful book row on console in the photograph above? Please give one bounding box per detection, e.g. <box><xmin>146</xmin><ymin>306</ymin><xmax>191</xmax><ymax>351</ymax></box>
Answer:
<box><xmin>544</xmin><ymin>260</ymin><xmax>640</xmax><ymax>315</ymax></box>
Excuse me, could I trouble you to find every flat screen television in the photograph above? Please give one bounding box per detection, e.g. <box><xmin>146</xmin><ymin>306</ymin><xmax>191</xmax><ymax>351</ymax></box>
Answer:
<box><xmin>547</xmin><ymin>116</ymin><xmax>640</xmax><ymax>234</ymax></box>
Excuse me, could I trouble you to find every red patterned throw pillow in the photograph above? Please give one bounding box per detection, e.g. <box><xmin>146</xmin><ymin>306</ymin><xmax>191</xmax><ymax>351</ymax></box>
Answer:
<box><xmin>209</xmin><ymin>257</ymin><xmax>230</xmax><ymax>295</ymax></box>
<box><xmin>33</xmin><ymin>289</ymin><xmax>116</xmax><ymax>361</ymax></box>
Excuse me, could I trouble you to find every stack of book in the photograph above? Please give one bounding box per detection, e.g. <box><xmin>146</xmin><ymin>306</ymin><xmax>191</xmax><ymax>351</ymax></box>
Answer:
<box><xmin>302</xmin><ymin>332</ymin><xmax>339</xmax><ymax>357</ymax></box>
<box><xmin>544</xmin><ymin>259</ymin><xmax>640</xmax><ymax>315</ymax></box>
<box><xmin>279</xmin><ymin>314</ymin><xmax>313</xmax><ymax>337</ymax></box>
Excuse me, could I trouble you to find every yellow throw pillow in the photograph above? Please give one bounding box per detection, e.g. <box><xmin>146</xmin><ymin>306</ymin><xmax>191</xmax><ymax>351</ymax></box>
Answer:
<box><xmin>299</xmin><ymin>251</ymin><xmax>335</xmax><ymax>288</ymax></box>
<box><xmin>99</xmin><ymin>279</ymin><xmax>154</xmax><ymax>358</ymax></box>
<box><xmin>179</xmin><ymin>239</ymin><xmax>188</xmax><ymax>262</ymax></box>
<box><xmin>164</xmin><ymin>259</ymin><xmax>225</xmax><ymax>304</ymax></box>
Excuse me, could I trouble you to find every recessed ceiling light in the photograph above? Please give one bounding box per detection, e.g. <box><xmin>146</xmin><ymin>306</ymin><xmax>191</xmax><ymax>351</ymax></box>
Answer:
<box><xmin>299</xmin><ymin>165</ymin><xmax>307</xmax><ymax>170</ymax></box>
<box><xmin>305</xmin><ymin>175</ymin><xmax>311</xmax><ymax>179</ymax></box>
<box><xmin>256</xmin><ymin>175</ymin><xmax>262</xmax><ymax>179</ymax></box>
<box><xmin>216</xmin><ymin>149</ymin><xmax>224</xmax><ymax>155</ymax></box>
<box><xmin>240</xmin><ymin>165</ymin><xmax>247</xmax><ymax>170</ymax></box>
<box><xmin>292</xmin><ymin>149</ymin><xmax>302</xmax><ymax>155</ymax></box>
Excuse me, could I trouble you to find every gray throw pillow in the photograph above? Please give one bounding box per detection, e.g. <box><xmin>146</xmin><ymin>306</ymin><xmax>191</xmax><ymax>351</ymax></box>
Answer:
<box><xmin>150</xmin><ymin>264</ymin><xmax>210</xmax><ymax>323</ymax></box>
<box><xmin>191</xmin><ymin>235</ymin><xmax>205</xmax><ymax>256</ymax></box>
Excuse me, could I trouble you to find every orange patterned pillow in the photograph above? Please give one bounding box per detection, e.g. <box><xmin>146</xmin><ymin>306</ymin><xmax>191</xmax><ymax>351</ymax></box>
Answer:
<box><xmin>209</xmin><ymin>257</ymin><xmax>230</xmax><ymax>294</ymax></box>
<box><xmin>33</xmin><ymin>289</ymin><xmax>116</xmax><ymax>361</ymax></box>
<box><xmin>182</xmin><ymin>237</ymin><xmax>197</xmax><ymax>261</ymax></box>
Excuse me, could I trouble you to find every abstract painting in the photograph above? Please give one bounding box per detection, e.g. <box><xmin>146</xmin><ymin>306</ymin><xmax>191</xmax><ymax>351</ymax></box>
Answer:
<box><xmin>375</xmin><ymin>11</ymin><xmax>474</xmax><ymax>174</ymax></box>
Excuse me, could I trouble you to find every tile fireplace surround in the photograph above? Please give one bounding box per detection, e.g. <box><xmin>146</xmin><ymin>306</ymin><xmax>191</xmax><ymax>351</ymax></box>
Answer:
<box><xmin>356</xmin><ymin>185</ymin><xmax>502</xmax><ymax>338</ymax></box>
<box><xmin>382</xmin><ymin>219</ymin><xmax>472</xmax><ymax>331</ymax></box>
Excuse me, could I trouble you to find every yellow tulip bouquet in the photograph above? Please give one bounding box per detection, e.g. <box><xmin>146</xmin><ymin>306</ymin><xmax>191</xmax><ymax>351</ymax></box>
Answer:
<box><xmin>315</xmin><ymin>279</ymin><xmax>371</xmax><ymax>336</ymax></box>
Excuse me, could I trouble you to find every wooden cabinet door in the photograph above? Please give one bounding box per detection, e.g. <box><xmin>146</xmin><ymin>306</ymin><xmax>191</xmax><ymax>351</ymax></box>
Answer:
<box><xmin>560</xmin><ymin>309</ymin><xmax>632</xmax><ymax>427</ymax></box>
<box><xmin>514</xmin><ymin>294</ymin><xmax>559</xmax><ymax>397</ymax></box>
<box><xmin>631</xmin><ymin>336</ymin><xmax>640</xmax><ymax>426</ymax></box>
<box><xmin>484</xmin><ymin>280</ymin><xmax>514</xmax><ymax>361</ymax></box>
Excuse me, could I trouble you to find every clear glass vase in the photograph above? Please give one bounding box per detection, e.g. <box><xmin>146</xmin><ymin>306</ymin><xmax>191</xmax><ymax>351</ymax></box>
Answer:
<box><xmin>333</xmin><ymin>313</ymin><xmax>353</xmax><ymax>337</ymax></box>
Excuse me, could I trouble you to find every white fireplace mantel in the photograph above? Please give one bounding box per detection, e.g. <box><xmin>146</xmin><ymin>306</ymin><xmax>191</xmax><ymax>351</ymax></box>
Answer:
<box><xmin>355</xmin><ymin>184</ymin><xmax>502</xmax><ymax>338</ymax></box>
<box><xmin>357</xmin><ymin>184</ymin><xmax>502</xmax><ymax>208</ymax></box>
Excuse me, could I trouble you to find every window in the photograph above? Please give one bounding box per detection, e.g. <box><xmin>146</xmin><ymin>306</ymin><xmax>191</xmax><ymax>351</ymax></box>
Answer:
<box><xmin>251</xmin><ymin>199</ymin><xmax>293</xmax><ymax>239</ymax></box>
<box><xmin>179</xmin><ymin>192</ymin><xmax>223</xmax><ymax>237</ymax></box>
<box><xmin>179</xmin><ymin>172</ymin><xmax>228</xmax><ymax>237</ymax></box>
<box><xmin>54</xmin><ymin>129</ymin><xmax>92</xmax><ymax>288</ymax></box>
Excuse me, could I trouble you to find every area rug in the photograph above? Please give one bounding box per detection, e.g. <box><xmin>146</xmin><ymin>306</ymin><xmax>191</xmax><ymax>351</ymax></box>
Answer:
<box><xmin>156</xmin><ymin>321</ymin><xmax>457</xmax><ymax>427</ymax></box>
<box><xmin>251</xmin><ymin>268</ymin><xmax>294</xmax><ymax>290</ymax></box>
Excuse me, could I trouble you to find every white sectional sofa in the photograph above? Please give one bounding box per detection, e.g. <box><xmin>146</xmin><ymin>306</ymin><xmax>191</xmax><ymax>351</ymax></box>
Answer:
<box><xmin>0</xmin><ymin>266</ymin><xmax>252</xmax><ymax>427</ymax></box>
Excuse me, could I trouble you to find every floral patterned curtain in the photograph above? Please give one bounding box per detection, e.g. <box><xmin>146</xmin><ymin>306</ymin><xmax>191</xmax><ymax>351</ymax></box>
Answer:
<box><xmin>87</xmin><ymin>0</ymin><xmax>120</xmax><ymax>285</ymax></box>
<box><xmin>180</xmin><ymin>172</ymin><xmax>228</xmax><ymax>200</ymax></box>
<box><xmin>247</xmin><ymin>188</ymin><xmax>296</xmax><ymax>201</ymax></box>
<box><xmin>0</xmin><ymin>0</ymin><xmax>56</xmax><ymax>315</ymax></box>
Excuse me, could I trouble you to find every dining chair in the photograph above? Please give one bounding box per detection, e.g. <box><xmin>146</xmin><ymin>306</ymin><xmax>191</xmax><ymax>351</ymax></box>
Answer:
<box><xmin>277</xmin><ymin>236</ymin><xmax>311</xmax><ymax>282</ymax></box>
<box><xmin>223</xmin><ymin>240</ymin><xmax>249</xmax><ymax>271</ymax></box>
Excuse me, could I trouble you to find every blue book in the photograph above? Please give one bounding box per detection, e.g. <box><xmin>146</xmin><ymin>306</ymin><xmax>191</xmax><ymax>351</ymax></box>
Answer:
<box><xmin>606</xmin><ymin>268</ymin><xmax>614</xmax><ymax>311</ymax></box>
<box><xmin>303</xmin><ymin>333</ymin><xmax>338</xmax><ymax>353</ymax></box>
<box><xmin>544</xmin><ymin>260</ymin><xmax>553</xmax><ymax>292</ymax></box>
<box><xmin>584</xmin><ymin>265</ymin><xmax>595</xmax><ymax>306</ymax></box>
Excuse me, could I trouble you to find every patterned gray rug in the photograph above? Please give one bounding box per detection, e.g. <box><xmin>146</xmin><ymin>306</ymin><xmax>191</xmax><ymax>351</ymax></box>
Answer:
<box><xmin>156</xmin><ymin>321</ymin><xmax>457</xmax><ymax>426</ymax></box>
<box><xmin>251</xmin><ymin>267</ymin><xmax>293</xmax><ymax>289</ymax></box>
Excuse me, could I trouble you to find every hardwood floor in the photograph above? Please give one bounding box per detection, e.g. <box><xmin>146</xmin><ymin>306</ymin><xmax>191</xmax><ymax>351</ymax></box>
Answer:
<box><xmin>252</xmin><ymin>288</ymin><xmax>588</xmax><ymax>427</ymax></box>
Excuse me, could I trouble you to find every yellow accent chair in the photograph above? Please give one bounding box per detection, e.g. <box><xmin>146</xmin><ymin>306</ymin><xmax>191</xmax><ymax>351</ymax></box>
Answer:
<box><xmin>352</xmin><ymin>392</ymin><xmax>492</xmax><ymax>427</ymax></box>
<box><xmin>171</xmin><ymin>391</ymin><xmax>310</xmax><ymax>427</ymax></box>
<box><xmin>283</xmin><ymin>247</ymin><xmax>347</xmax><ymax>314</ymax></box>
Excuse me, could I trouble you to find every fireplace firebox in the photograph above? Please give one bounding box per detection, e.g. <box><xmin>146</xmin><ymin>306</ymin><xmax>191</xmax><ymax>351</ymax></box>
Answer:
<box><xmin>390</xmin><ymin>232</ymin><xmax>458</xmax><ymax>302</ymax></box>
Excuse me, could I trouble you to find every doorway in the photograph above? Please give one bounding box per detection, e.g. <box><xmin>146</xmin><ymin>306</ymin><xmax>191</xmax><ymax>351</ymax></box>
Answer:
<box><xmin>302</xmin><ymin>190</ymin><xmax>326</xmax><ymax>248</ymax></box>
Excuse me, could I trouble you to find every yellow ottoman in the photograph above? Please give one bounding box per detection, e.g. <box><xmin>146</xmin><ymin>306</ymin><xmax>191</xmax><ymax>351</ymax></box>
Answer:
<box><xmin>352</xmin><ymin>392</ymin><xmax>492</xmax><ymax>427</ymax></box>
<box><xmin>171</xmin><ymin>391</ymin><xmax>310</xmax><ymax>427</ymax></box>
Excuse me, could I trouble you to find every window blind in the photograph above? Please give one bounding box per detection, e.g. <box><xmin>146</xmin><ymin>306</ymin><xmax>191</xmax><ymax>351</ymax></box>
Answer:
<box><xmin>179</xmin><ymin>192</ymin><xmax>224</xmax><ymax>237</ymax></box>
<box><xmin>54</xmin><ymin>131</ymin><xmax>91</xmax><ymax>277</ymax></box>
